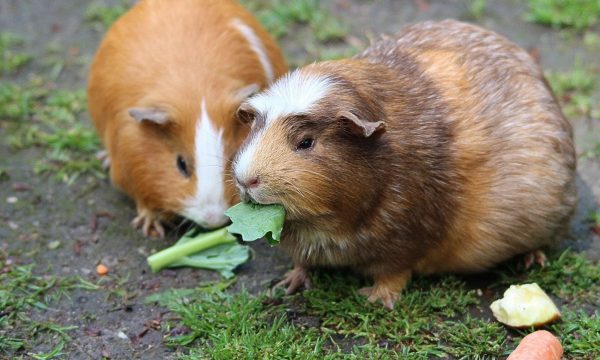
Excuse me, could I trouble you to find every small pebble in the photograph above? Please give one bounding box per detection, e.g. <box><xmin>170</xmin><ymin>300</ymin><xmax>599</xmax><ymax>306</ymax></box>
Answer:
<box><xmin>12</xmin><ymin>182</ymin><xmax>30</xmax><ymax>191</ymax></box>
<box><xmin>48</xmin><ymin>241</ymin><xmax>61</xmax><ymax>250</ymax></box>
<box><xmin>117</xmin><ymin>331</ymin><xmax>129</xmax><ymax>340</ymax></box>
<box><xmin>7</xmin><ymin>196</ymin><xmax>18</xmax><ymax>204</ymax></box>
<box><xmin>96</xmin><ymin>264</ymin><xmax>109</xmax><ymax>276</ymax></box>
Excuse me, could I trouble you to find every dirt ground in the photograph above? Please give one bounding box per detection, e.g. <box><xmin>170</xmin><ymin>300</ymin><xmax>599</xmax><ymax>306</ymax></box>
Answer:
<box><xmin>1</xmin><ymin>0</ymin><xmax>599</xmax><ymax>359</ymax></box>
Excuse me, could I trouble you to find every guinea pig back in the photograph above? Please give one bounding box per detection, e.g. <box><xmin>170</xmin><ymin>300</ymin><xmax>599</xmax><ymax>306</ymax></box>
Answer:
<box><xmin>233</xmin><ymin>20</ymin><xmax>575</xmax><ymax>308</ymax></box>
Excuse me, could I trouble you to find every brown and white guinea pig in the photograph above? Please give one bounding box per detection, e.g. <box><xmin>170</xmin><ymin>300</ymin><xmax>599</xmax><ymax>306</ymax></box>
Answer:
<box><xmin>232</xmin><ymin>20</ymin><xmax>576</xmax><ymax>308</ymax></box>
<box><xmin>87</xmin><ymin>0</ymin><xmax>287</xmax><ymax>237</ymax></box>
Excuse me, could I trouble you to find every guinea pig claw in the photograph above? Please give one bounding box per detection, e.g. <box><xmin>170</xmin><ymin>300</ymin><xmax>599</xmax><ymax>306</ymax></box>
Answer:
<box><xmin>359</xmin><ymin>271</ymin><xmax>410</xmax><ymax>309</ymax></box>
<box><xmin>146</xmin><ymin>219</ymin><xmax>165</xmax><ymax>238</ymax></box>
<box><xmin>273</xmin><ymin>265</ymin><xmax>311</xmax><ymax>295</ymax></box>
<box><xmin>96</xmin><ymin>150</ymin><xmax>111</xmax><ymax>170</ymax></box>
<box><xmin>523</xmin><ymin>250</ymin><xmax>547</xmax><ymax>269</ymax></box>
<box><xmin>131</xmin><ymin>211</ymin><xmax>165</xmax><ymax>238</ymax></box>
<box><xmin>358</xmin><ymin>286</ymin><xmax>399</xmax><ymax>310</ymax></box>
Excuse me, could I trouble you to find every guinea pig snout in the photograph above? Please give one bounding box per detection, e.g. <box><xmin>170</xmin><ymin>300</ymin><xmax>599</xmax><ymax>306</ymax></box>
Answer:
<box><xmin>235</xmin><ymin>175</ymin><xmax>260</xmax><ymax>203</ymax></box>
<box><xmin>197</xmin><ymin>212</ymin><xmax>229</xmax><ymax>229</ymax></box>
<box><xmin>182</xmin><ymin>201</ymin><xmax>230</xmax><ymax>229</ymax></box>
<box><xmin>236</xmin><ymin>175</ymin><xmax>260</xmax><ymax>189</ymax></box>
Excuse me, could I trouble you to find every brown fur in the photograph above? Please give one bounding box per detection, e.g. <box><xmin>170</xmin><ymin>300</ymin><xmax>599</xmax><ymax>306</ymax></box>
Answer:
<box><xmin>87</xmin><ymin>0</ymin><xmax>287</xmax><ymax>234</ymax></box>
<box><xmin>235</xmin><ymin>20</ymin><xmax>576</xmax><ymax>307</ymax></box>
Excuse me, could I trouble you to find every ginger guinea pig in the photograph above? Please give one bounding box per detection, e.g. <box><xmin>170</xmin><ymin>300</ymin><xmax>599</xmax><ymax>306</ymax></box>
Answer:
<box><xmin>232</xmin><ymin>20</ymin><xmax>576</xmax><ymax>309</ymax></box>
<box><xmin>87</xmin><ymin>0</ymin><xmax>286</xmax><ymax>236</ymax></box>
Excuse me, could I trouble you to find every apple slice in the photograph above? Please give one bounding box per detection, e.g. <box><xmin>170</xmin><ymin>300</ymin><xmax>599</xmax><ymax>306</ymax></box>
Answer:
<box><xmin>490</xmin><ymin>283</ymin><xmax>561</xmax><ymax>328</ymax></box>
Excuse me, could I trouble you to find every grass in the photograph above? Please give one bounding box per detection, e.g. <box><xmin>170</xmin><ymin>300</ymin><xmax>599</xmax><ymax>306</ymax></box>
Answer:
<box><xmin>84</xmin><ymin>1</ymin><xmax>130</xmax><ymax>30</ymax></box>
<box><xmin>465</xmin><ymin>0</ymin><xmax>487</xmax><ymax>20</ymax></box>
<box><xmin>526</xmin><ymin>0</ymin><xmax>600</xmax><ymax>31</ymax></box>
<box><xmin>546</xmin><ymin>61</ymin><xmax>598</xmax><ymax>118</ymax></box>
<box><xmin>240</xmin><ymin>0</ymin><xmax>352</xmax><ymax>66</ymax></box>
<box><xmin>550</xmin><ymin>309</ymin><xmax>600</xmax><ymax>358</ymax></box>
<box><xmin>0</xmin><ymin>79</ymin><xmax>103</xmax><ymax>183</ymax></box>
<box><xmin>145</xmin><ymin>249</ymin><xmax>599</xmax><ymax>359</ymax></box>
<box><xmin>241</xmin><ymin>0</ymin><xmax>347</xmax><ymax>42</ymax></box>
<box><xmin>492</xmin><ymin>249</ymin><xmax>600</xmax><ymax>303</ymax></box>
<box><xmin>0</xmin><ymin>32</ymin><xmax>31</xmax><ymax>74</ymax></box>
<box><xmin>0</xmin><ymin>254</ymin><xmax>99</xmax><ymax>359</ymax></box>
<box><xmin>581</xmin><ymin>142</ymin><xmax>600</xmax><ymax>159</ymax></box>
<box><xmin>590</xmin><ymin>210</ymin><xmax>600</xmax><ymax>226</ymax></box>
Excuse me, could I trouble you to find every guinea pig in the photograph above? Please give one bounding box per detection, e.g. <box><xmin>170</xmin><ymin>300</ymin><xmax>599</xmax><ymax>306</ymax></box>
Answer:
<box><xmin>232</xmin><ymin>20</ymin><xmax>576</xmax><ymax>309</ymax></box>
<box><xmin>87</xmin><ymin>0</ymin><xmax>287</xmax><ymax>237</ymax></box>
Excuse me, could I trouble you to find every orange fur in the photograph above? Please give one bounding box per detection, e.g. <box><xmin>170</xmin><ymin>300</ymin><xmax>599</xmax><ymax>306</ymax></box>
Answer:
<box><xmin>88</xmin><ymin>0</ymin><xmax>287</xmax><ymax>235</ymax></box>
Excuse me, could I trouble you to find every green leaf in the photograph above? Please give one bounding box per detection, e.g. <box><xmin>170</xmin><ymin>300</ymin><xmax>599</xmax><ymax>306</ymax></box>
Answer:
<box><xmin>147</xmin><ymin>228</ymin><xmax>249</xmax><ymax>276</ymax></box>
<box><xmin>143</xmin><ymin>288</ymin><xmax>198</xmax><ymax>307</ymax></box>
<box><xmin>168</xmin><ymin>242</ymin><xmax>251</xmax><ymax>279</ymax></box>
<box><xmin>225</xmin><ymin>202</ymin><xmax>286</xmax><ymax>245</ymax></box>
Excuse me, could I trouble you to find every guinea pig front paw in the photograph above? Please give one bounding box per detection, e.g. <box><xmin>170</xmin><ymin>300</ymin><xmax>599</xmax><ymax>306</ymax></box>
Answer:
<box><xmin>131</xmin><ymin>208</ymin><xmax>166</xmax><ymax>238</ymax></box>
<box><xmin>359</xmin><ymin>270</ymin><xmax>412</xmax><ymax>310</ymax></box>
<box><xmin>95</xmin><ymin>150</ymin><xmax>111</xmax><ymax>170</ymax></box>
<box><xmin>358</xmin><ymin>286</ymin><xmax>400</xmax><ymax>310</ymax></box>
<box><xmin>273</xmin><ymin>265</ymin><xmax>311</xmax><ymax>295</ymax></box>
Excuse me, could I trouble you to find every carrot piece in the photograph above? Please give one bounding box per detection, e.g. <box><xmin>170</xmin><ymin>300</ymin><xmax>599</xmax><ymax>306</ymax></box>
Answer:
<box><xmin>507</xmin><ymin>330</ymin><xmax>563</xmax><ymax>360</ymax></box>
<box><xmin>96</xmin><ymin>264</ymin><xmax>109</xmax><ymax>276</ymax></box>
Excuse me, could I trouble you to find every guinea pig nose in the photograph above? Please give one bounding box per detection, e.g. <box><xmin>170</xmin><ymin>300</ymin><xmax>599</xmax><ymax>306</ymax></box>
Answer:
<box><xmin>237</xmin><ymin>175</ymin><xmax>260</xmax><ymax>189</ymax></box>
<box><xmin>246</xmin><ymin>176</ymin><xmax>260</xmax><ymax>188</ymax></box>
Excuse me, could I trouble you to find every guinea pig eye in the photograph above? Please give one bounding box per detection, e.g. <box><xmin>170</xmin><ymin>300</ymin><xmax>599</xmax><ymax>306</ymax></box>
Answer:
<box><xmin>296</xmin><ymin>137</ymin><xmax>315</xmax><ymax>151</ymax></box>
<box><xmin>176</xmin><ymin>155</ymin><xmax>190</xmax><ymax>177</ymax></box>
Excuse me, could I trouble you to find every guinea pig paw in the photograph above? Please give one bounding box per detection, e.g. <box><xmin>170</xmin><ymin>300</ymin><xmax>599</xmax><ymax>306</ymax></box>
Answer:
<box><xmin>523</xmin><ymin>250</ymin><xmax>547</xmax><ymax>269</ymax></box>
<box><xmin>273</xmin><ymin>265</ymin><xmax>311</xmax><ymax>295</ymax></box>
<box><xmin>95</xmin><ymin>150</ymin><xmax>111</xmax><ymax>170</ymax></box>
<box><xmin>358</xmin><ymin>286</ymin><xmax>399</xmax><ymax>310</ymax></box>
<box><xmin>131</xmin><ymin>211</ymin><xmax>165</xmax><ymax>238</ymax></box>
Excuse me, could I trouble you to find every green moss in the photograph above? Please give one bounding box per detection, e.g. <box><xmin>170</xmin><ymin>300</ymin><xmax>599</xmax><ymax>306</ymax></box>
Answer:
<box><xmin>589</xmin><ymin>210</ymin><xmax>600</xmax><ymax>226</ymax></box>
<box><xmin>242</xmin><ymin>0</ymin><xmax>347</xmax><ymax>42</ymax></box>
<box><xmin>493</xmin><ymin>249</ymin><xmax>600</xmax><ymax>303</ymax></box>
<box><xmin>151</xmin><ymin>250</ymin><xmax>599</xmax><ymax>358</ymax></box>
<box><xmin>441</xmin><ymin>316</ymin><xmax>508</xmax><ymax>358</ymax></box>
<box><xmin>0</xmin><ymin>32</ymin><xmax>31</xmax><ymax>74</ymax></box>
<box><xmin>465</xmin><ymin>0</ymin><xmax>487</xmax><ymax>20</ymax></box>
<box><xmin>526</xmin><ymin>0</ymin><xmax>600</xmax><ymax>31</ymax></box>
<box><xmin>551</xmin><ymin>309</ymin><xmax>600</xmax><ymax>358</ymax></box>
<box><xmin>581</xmin><ymin>142</ymin><xmax>600</xmax><ymax>159</ymax></box>
<box><xmin>546</xmin><ymin>62</ymin><xmax>597</xmax><ymax>118</ymax></box>
<box><xmin>84</xmin><ymin>1</ymin><xmax>131</xmax><ymax>30</ymax></box>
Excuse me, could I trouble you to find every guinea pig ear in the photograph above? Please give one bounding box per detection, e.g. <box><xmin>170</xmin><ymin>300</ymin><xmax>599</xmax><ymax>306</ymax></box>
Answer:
<box><xmin>236</xmin><ymin>102</ymin><xmax>256</xmax><ymax>125</ymax></box>
<box><xmin>337</xmin><ymin>110</ymin><xmax>386</xmax><ymax>138</ymax></box>
<box><xmin>232</xmin><ymin>83</ymin><xmax>260</xmax><ymax>103</ymax></box>
<box><xmin>128</xmin><ymin>107</ymin><xmax>170</xmax><ymax>125</ymax></box>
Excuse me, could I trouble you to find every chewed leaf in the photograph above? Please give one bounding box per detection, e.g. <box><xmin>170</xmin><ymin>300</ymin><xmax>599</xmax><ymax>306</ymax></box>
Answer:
<box><xmin>168</xmin><ymin>242</ymin><xmax>250</xmax><ymax>279</ymax></box>
<box><xmin>225</xmin><ymin>202</ymin><xmax>286</xmax><ymax>244</ymax></box>
<box><xmin>147</xmin><ymin>227</ymin><xmax>245</xmax><ymax>275</ymax></box>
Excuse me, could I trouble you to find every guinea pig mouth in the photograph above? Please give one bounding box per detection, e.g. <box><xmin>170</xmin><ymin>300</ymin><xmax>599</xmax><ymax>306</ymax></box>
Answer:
<box><xmin>242</xmin><ymin>188</ymin><xmax>278</xmax><ymax>206</ymax></box>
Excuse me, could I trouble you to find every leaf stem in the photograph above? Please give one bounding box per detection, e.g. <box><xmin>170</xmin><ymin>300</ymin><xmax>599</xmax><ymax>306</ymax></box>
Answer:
<box><xmin>147</xmin><ymin>228</ymin><xmax>236</xmax><ymax>272</ymax></box>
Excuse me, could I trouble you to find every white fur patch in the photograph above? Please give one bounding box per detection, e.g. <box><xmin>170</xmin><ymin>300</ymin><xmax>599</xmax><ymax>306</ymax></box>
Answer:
<box><xmin>247</xmin><ymin>70</ymin><xmax>333</xmax><ymax>125</ymax></box>
<box><xmin>233</xmin><ymin>127</ymin><xmax>264</xmax><ymax>188</ymax></box>
<box><xmin>234</xmin><ymin>72</ymin><xmax>332</xmax><ymax>184</ymax></box>
<box><xmin>230</xmin><ymin>18</ymin><xmax>274</xmax><ymax>83</ymax></box>
<box><xmin>182</xmin><ymin>99</ymin><xmax>229</xmax><ymax>228</ymax></box>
